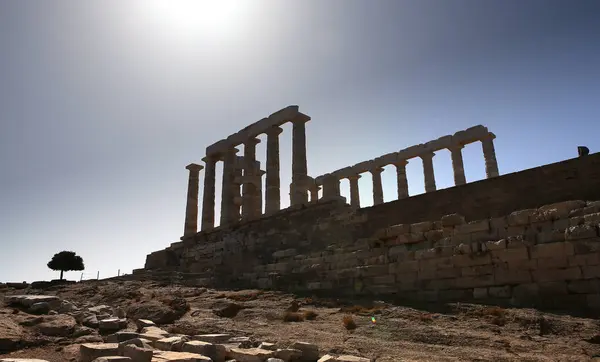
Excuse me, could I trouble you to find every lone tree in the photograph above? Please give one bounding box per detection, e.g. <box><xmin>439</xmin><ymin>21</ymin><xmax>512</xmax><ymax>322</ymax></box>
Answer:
<box><xmin>47</xmin><ymin>251</ymin><xmax>85</xmax><ymax>280</ymax></box>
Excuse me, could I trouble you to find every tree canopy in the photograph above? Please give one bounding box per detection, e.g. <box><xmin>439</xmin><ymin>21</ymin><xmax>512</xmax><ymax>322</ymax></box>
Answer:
<box><xmin>47</xmin><ymin>251</ymin><xmax>85</xmax><ymax>280</ymax></box>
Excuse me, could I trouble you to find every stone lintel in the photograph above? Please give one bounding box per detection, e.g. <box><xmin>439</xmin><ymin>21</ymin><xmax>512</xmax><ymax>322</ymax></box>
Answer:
<box><xmin>453</xmin><ymin>125</ymin><xmax>489</xmax><ymax>145</ymax></box>
<box><xmin>205</xmin><ymin>106</ymin><xmax>301</xmax><ymax>155</ymax></box>
<box><xmin>425</xmin><ymin>135</ymin><xmax>453</xmax><ymax>150</ymax></box>
<box><xmin>397</xmin><ymin>144</ymin><xmax>427</xmax><ymax>160</ymax></box>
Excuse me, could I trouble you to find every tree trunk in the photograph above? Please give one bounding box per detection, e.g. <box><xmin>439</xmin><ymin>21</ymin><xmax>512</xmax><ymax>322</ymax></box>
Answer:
<box><xmin>60</xmin><ymin>270</ymin><xmax>64</xmax><ymax>280</ymax></box>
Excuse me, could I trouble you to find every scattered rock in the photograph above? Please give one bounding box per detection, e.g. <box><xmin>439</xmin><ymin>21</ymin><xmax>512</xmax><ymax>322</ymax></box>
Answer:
<box><xmin>274</xmin><ymin>348</ymin><xmax>303</xmax><ymax>362</ymax></box>
<box><xmin>291</xmin><ymin>342</ymin><xmax>319</xmax><ymax>361</ymax></box>
<box><xmin>73</xmin><ymin>325</ymin><xmax>96</xmax><ymax>338</ymax></box>
<box><xmin>259</xmin><ymin>342</ymin><xmax>277</xmax><ymax>351</ymax></box>
<box><xmin>127</xmin><ymin>300</ymin><xmax>189</xmax><ymax>325</ymax></box>
<box><xmin>79</xmin><ymin>343</ymin><xmax>120</xmax><ymax>362</ymax></box>
<box><xmin>152</xmin><ymin>351</ymin><xmax>211</xmax><ymax>361</ymax></box>
<box><xmin>122</xmin><ymin>344</ymin><xmax>153</xmax><ymax>362</ymax></box>
<box><xmin>192</xmin><ymin>334</ymin><xmax>231</xmax><ymax>344</ymax></box>
<box><xmin>135</xmin><ymin>319</ymin><xmax>155</xmax><ymax>331</ymax></box>
<box><xmin>36</xmin><ymin>315</ymin><xmax>76</xmax><ymax>337</ymax></box>
<box><xmin>0</xmin><ymin>318</ymin><xmax>25</xmax><ymax>352</ymax></box>
<box><xmin>4</xmin><ymin>296</ymin><xmax>60</xmax><ymax>310</ymax></box>
<box><xmin>98</xmin><ymin>318</ymin><xmax>127</xmax><ymax>332</ymax></box>
<box><xmin>213</xmin><ymin>302</ymin><xmax>245</xmax><ymax>318</ymax></box>
<box><xmin>29</xmin><ymin>302</ymin><xmax>50</xmax><ymax>315</ymax></box>
<box><xmin>154</xmin><ymin>336</ymin><xmax>190</xmax><ymax>351</ymax></box>
<box><xmin>229</xmin><ymin>347</ymin><xmax>275</xmax><ymax>362</ymax></box>
<box><xmin>105</xmin><ymin>331</ymin><xmax>140</xmax><ymax>343</ymax></box>
<box><xmin>91</xmin><ymin>357</ymin><xmax>131</xmax><ymax>362</ymax></box>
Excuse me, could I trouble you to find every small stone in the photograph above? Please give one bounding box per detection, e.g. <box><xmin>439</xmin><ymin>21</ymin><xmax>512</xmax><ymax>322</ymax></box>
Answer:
<box><xmin>151</xmin><ymin>351</ymin><xmax>211</xmax><ymax>361</ymax></box>
<box><xmin>99</xmin><ymin>318</ymin><xmax>127</xmax><ymax>332</ymax></box>
<box><xmin>135</xmin><ymin>319</ymin><xmax>155</xmax><ymax>331</ymax></box>
<box><xmin>105</xmin><ymin>331</ymin><xmax>140</xmax><ymax>343</ymax></box>
<box><xmin>154</xmin><ymin>336</ymin><xmax>190</xmax><ymax>351</ymax></box>
<box><xmin>182</xmin><ymin>340</ymin><xmax>218</xmax><ymax>360</ymax></box>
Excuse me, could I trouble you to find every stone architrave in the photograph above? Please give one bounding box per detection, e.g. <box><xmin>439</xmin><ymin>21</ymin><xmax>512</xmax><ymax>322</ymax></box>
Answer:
<box><xmin>449</xmin><ymin>144</ymin><xmax>467</xmax><ymax>185</ymax></box>
<box><xmin>370</xmin><ymin>167</ymin><xmax>384</xmax><ymax>205</ymax></box>
<box><xmin>421</xmin><ymin>152</ymin><xmax>437</xmax><ymax>192</ymax></box>
<box><xmin>394</xmin><ymin>159</ymin><xmax>409</xmax><ymax>199</ymax></box>
<box><xmin>242</xmin><ymin>138</ymin><xmax>260</xmax><ymax>220</ymax></box>
<box><xmin>201</xmin><ymin>155</ymin><xmax>218</xmax><ymax>231</ymax></box>
<box><xmin>220</xmin><ymin>147</ymin><xmax>239</xmax><ymax>226</ymax></box>
<box><xmin>265</xmin><ymin>126</ymin><xmax>283</xmax><ymax>215</ymax></box>
<box><xmin>481</xmin><ymin>133</ymin><xmax>499</xmax><ymax>178</ymax></box>
<box><xmin>348</xmin><ymin>174</ymin><xmax>361</xmax><ymax>208</ymax></box>
<box><xmin>291</xmin><ymin>115</ymin><xmax>310</xmax><ymax>206</ymax></box>
<box><xmin>183</xmin><ymin>163</ymin><xmax>203</xmax><ymax>238</ymax></box>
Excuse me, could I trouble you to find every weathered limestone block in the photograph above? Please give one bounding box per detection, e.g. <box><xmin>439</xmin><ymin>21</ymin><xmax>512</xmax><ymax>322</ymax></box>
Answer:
<box><xmin>452</xmin><ymin>253</ymin><xmax>492</xmax><ymax>268</ymax></box>
<box><xmin>538</xmin><ymin>200</ymin><xmax>587</xmax><ymax>219</ymax></box>
<box><xmin>584</xmin><ymin>213</ymin><xmax>600</xmax><ymax>224</ymax></box>
<box><xmin>495</xmin><ymin>269</ymin><xmax>532</xmax><ymax>285</ymax></box>
<box><xmin>568</xmin><ymin>253</ymin><xmax>600</xmax><ymax>267</ymax></box>
<box><xmin>461</xmin><ymin>264</ymin><xmax>494</xmax><ymax>277</ymax></box>
<box><xmin>182</xmin><ymin>341</ymin><xmax>219</xmax><ymax>361</ymax></box>
<box><xmin>473</xmin><ymin>287</ymin><xmax>488</xmax><ymax>299</ymax></box>
<box><xmin>531</xmin><ymin>267</ymin><xmax>582</xmax><ymax>282</ymax></box>
<box><xmin>454</xmin><ymin>275</ymin><xmax>495</xmax><ymax>289</ymax></box>
<box><xmin>582</xmin><ymin>265</ymin><xmax>600</xmax><ymax>279</ymax></box>
<box><xmin>441</xmin><ymin>214</ymin><xmax>466</xmax><ymax>227</ymax></box>
<box><xmin>485</xmin><ymin>239</ymin><xmax>506</xmax><ymax>250</ymax></box>
<box><xmin>488</xmin><ymin>285</ymin><xmax>511</xmax><ymax>298</ymax></box>
<box><xmin>536</xmin><ymin>230</ymin><xmax>565</xmax><ymax>244</ymax></box>
<box><xmin>80</xmin><ymin>343</ymin><xmax>120</xmax><ymax>362</ymax></box>
<box><xmin>455</xmin><ymin>220</ymin><xmax>490</xmax><ymax>234</ymax></box>
<box><xmin>530</xmin><ymin>242</ymin><xmax>574</xmax><ymax>259</ymax></box>
<box><xmin>507</xmin><ymin>209</ymin><xmax>537</xmax><ymax>226</ymax></box>
<box><xmin>152</xmin><ymin>351</ymin><xmax>211</xmax><ymax>361</ymax></box>
<box><xmin>491</xmin><ymin>247</ymin><xmax>529</xmax><ymax>264</ymax></box>
<box><xmin>318</xmin><ymin>355</ymin><xmax>371</xmax><ymax>362</ymax></box>
<box><xmin>511</xmin><ymin>283</ymin><xmax>539</xmax><ymax>304</ymax></box>
<box><xmin>91</xmin><ymin>357</ymin><xmax>131</xmax><ymax>362</ymax></box>
<box><xmin>272</xmin><ymin>249</ymin><xmax>297</xmax><ymax>259</ymax></box>
<box><xmin>291</xmin><ymin>341</ymin><xmax>319</xmax><ymax>361</ymax></box>
<box><xmin>536</xmin><ymin>256</ymin><xmax>569</xmax><ymax>269</ymax></box>
<box><xmin>411</xmin><ymin>221</ymin><xmax>433</xmax><ymax>233</ymax></box>
<box><xmin>567</xmin><ymin>279</ymin><xmax>600</xmax><ymax>294</ymax></box>
<box><xmin>385</xmin><ymin>224</ymin><xmax>411</xmax><ymax>238</ymax></box>
<box><xmin>122</xmin><ymin>344</ymin><xmax>153</xmax><ymax>362</ymax></box>
<box><xmin>424</xmin><ymin>230</ymin><xmax>444</xmax><ymax>243</ymax></box>
<box><xmin>273</xmin><ymin>348</ymin><xmax>303</xmax><ymax>361</ymax></box>
<box><xmin>105</xmin><ymin>331</ymin><xmax>140</xmax><ymax>343</ymax></box>
<box><xmin>389</xmin><ymin>260</ymin><xmax>419</xmax><ymax>274</ymax></box>
<box><xmin>396</xmin><ymin>233</ymin><xmax>425</xmax><ymax>244</ymax></box>
<box><xmin>565</xmin><ymin>224</ymin><xmax>598</xmax><ymax>240</ymax></box>
<box><xmin>155</xmin><ymin>336</ymin><xmax>190</xmax><ymax>351</ymax></box>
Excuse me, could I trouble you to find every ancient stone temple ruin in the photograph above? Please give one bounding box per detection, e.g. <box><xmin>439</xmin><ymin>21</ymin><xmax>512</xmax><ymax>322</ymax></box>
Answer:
<box><xmin>181</xmin><ymin>105</ymin><xmax>500</xmax><ymax>237</ymax></box>
<box><xmin>137</xmin><ymin>105</ymin><xmax>600</xmax><ymax>315</ymax></box>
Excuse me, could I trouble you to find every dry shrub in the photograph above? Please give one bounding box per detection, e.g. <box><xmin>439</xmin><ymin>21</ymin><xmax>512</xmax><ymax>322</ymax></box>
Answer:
<box><xmin>286</xmin><ymin>301</ymin><xmax>300</xmax><ymax>312</ymax></box>
<box><xmin>220</xmin><ymin>291</ymin><xmax>263</xmax><ymax>302</ymax></box>
<box><xmin>283</xmin><ymin>311</ymin><xmax>305</xmax><ymax>322</ymax></box>
<box><xmin>419</xmin><ymin>313</ymin><xmax>434</xmax><ymax>323</ymax></box>
<box><xmin>492</xmin><ymin>316</ymin><xmax>506</xmax><ymax>326</ymax></box>
<box><xmin>304</xmin><ymin>310</ymin><xmax>318</xmax><ymax>320</ymax></box>
<box><xmin>481</xmin><ymin>306</ymin><xmax>506</xmax><ymax>318</ymax></box>
<box><xmin>340</xmin><ymin>305</ymin><xmax>383</xmax><ymax>316</ymax></box>
<box><xmin>343</xmin><ymin>315</ymin><xmax>357</xmax><ymax>330</ymax></box>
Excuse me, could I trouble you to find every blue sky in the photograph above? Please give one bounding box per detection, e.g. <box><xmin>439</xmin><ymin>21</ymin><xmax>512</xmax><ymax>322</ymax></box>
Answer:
<box><xmin>1</xmin><ymin>0</ymin><xmax>599</xmax><ymax>282</ymax></box>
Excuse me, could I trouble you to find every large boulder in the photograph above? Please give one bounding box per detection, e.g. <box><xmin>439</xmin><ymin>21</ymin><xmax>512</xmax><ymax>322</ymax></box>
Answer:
<box><xmin>4</xmin><ymin>295</ymin><xmax>60</xmax><ymax>310</ymax></box>
<box><xmin>79</xmin><ymin>343</ymin><xmax>120</xmax><ymax>362</ymax></box>
<box><xmin>0</xmin><ymin>318</ymin><xmax>25</xmax><ymax>352</ymax></box>
<box><xmin>36</xmin><ymin>315</ymin><xmax>76</xmax><ymax>337</ymax></box>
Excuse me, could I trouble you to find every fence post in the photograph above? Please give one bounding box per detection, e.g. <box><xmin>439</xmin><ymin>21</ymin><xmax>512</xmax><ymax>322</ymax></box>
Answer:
<box><xmin>96</xmin><ymin>271</ymin><xmax>99</xmax><ymax>280</ymax></box>
<box><xmin>118</xmin><ymin>269</ymin><xmax>120</xmax><ymax>277</ymax></box>
<box><xmin>80</xmin><ymin>273</ymin><xmax>83</xmax><ymax>282</ymax></box>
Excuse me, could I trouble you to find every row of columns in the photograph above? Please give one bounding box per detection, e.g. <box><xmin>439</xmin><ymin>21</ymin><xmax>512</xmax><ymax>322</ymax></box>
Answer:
<box><xmin>182</xmin><ymin>115</ymin><xmax>311</xmax><ymax>237</ymax></box>
<box><xmin>320</xmin><ymin>134</ymin><xmax>499</xmax><ymax>208</ymax></box>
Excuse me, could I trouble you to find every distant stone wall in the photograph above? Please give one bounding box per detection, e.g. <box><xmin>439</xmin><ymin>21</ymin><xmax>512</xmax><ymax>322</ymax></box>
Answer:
<box><xmin>141</xmin><ymin>153</ymin><xmax>600</xmax><ymax>314</ymax></box>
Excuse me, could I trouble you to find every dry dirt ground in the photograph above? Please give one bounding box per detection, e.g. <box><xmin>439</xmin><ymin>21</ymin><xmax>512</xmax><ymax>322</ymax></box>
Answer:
<box><xmin>2</xmin><ymin>279</ymin><xmax>600</xmax><ymax>361</ymax></box>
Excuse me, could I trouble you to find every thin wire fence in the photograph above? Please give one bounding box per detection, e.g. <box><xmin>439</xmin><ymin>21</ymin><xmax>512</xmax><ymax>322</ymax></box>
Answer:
<box><xmin>78</xmin><ymin>269</ymin><xmax>130</xmax><ymax>282</ymax></box>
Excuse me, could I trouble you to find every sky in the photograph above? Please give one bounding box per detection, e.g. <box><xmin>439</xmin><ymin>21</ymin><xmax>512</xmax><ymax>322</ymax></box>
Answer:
<box><xmin>1</xmin><ymin>0</ymin><xmax>600</xmax><ymax>283</ymax></box>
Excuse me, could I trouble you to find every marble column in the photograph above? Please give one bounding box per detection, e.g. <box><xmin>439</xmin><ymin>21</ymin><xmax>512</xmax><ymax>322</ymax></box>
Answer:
<box><xmin>322</xmin><ymin>174</ymin><xmax>343</xmax><ymax>201</ymax></box>
<box><xmin>220</xmin><ymin>146</ymin><xmax>239</xmax><ymax>226</ymax></box>
<box><xmin>232</xmin><ymin>164</ymin><xmax>243</xmax><ymax>221</ymax></box>
<box><xmin>309</xmin><ymin>183</ymin><xmax>320</xmax><ymax>203</ymax></box>
<box><xmin>394</xmin><ymin>160</ymin><xmax>409</xmax><ymax>199</ymax></box>
<box><xmin>449</xmin><ymin>144</ymin><xmax>467</xmax><ymax>186</ymax></box>
<box><xmin>481</xmin><ymin>133</ymin><xmax>499</xmax><ymax>178</ymax></box>
<box><xmin>183</xmin><ymin>163</ymin><xmax>203</xmax><ymax>238</ymax></box>
<box><xmin>421</xmin><ymin>152</ymin><xmax>437</xmax><ymax>193</ymax></box>
<box><xmin>348</xmin><ymin>174</ymin><xmax>361</xmax><ymax>208</ymax></box>
<box><xmin>291</xmin><ymin>115</ymin><xmax>310</xmax><ymax>206</ymax></box>
<box><xmin>265</xmin><ymin>126</ymin><xmax>283</xmax><ymax>215</ymax></box>
<box><xmin>256</xmin><ymin>168</ymin><xmax>266</xmax><ymax>216</ymax></box>
<box><xmin>370</xmin><ymin>167</ymin><xmax>384</xmax><ymax>205</ymax></box>
<box><xmin>242</xmin><ymin>138</ymin><xmax>260</xmax><ymax>220</ymax></box>
<box><xmin>201</xmin><ymin>155</ymin><xmax>218</xmax><ymax>231</ymax></box>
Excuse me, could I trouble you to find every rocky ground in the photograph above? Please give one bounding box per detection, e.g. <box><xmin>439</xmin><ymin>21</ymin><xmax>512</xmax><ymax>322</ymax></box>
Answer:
<box><xmin>1</xmin><ymin>279</ymin><xmax>600</xmax><ymax>361</ymax></box>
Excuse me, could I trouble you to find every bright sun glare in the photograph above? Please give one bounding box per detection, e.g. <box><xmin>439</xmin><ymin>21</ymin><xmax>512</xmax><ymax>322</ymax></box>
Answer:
<box><xmin>143</xmin><ymin>0</ymin><xmax>249</xmax><ymax>40</ymax></box>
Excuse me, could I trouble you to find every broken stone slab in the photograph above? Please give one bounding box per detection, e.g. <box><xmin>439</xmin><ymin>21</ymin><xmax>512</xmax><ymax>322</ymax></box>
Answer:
<box><xmin>228</xmin><ymin>348</ymin><xmax>275</xmax><ymax>362</ymax></box>
<box><xmin>117</xmin><ymin>338</ymin><xmax>153</xmax><ymax>354</ymax></box>
<box><xmin>105</xmin><ymin>331</ymin><xmax>140</xmax><ymax>343</ymax></box>
<box><xmin>135</xmin><ymin>319</ymin><xmax>156</xmax><ymax>331</ymax></box>
<box><xmin>91</xmin><ymin>357</ymin><xmax>132</xmax><ymax>362</ymax></box>
<box><xmin>181</xmin><ymin>341</ymin><xmax>220</xmax><ymax>361</ymax></box>
<box><xmin>4</xmin><ymin>295</ymin><xmax>61</xmax><ymax>309</ymax></box>
<box><xmin>0</xmin><ymin>359</ymin><xmax>50</xmax><ymax>362</ymax></box>
<box><xmin>258</xmin><ymin>342</ymin><xmax>276</xmax><ymax>351</ymax></box>
<box><xmin>89</xmin><ymin>305</ymin><xmax>114</xmax><ymax>315</ymax></box>
<box><xmin>151</xmin><ymin>351</ymin><xmax>212</xmax><ymax>361</ymax></box>
<box><xmin>273</xmin><ymin>349</ymin><xmax>303</xmax><ymax>362</ymax></box>
<box><xmin>154</xmin><ymin>336</ymin><xmax>190</xmax><ymax>351</ymax></box>
<box><xmin>290</xmin><ymin>342</ymin><xmax>319</xmax><ymax>361</ymax></box>
<box><xmin>191</xmin><ymin>334</ymin><xmax>231</xmax><ymax>344</ymax></box>
<box><xmin>36</xmin><ymin>314</ymin><xmax>76</xmax><ymax>337</ymax></box>
<box><xmin>122</xmin><ymin>344</ymin><xmax>153</xmax><ymax>362</ymax></box>
<box><xmin>99</xmin><ymin>318</ymin><xmax>127</xmax><ymax>332</ymax></box>
<box><xmin>227</xmin><ymin>336</ymin><xmax>254</xmax><ymax>348</ymax></box>
<box><xmin>82</xmin><ymin>314</ymin><xmax>100</xmax><ymax>328</ymax></box>
<box><xmin>80</xmin><ymin>343</ymin><xmax>120</xmax><ymax>362</ymax></box>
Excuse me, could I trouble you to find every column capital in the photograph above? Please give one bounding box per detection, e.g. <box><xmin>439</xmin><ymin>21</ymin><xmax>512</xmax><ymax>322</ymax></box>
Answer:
<box><xmin>185</xmin><ymin>163</ymin><xmax>204</xmax><ymax>172</ymax></box>
<box><xmin>420</xmin><ymin>151</ymin><xmax>435</xmax><ymax>160</ymax></box>
<box><xmin>370</xmin><ymin>167</ymin><xmax>385</xmax><ymax>175</ymax></box>
<box><xmin>448</xmin><ymin>143</ymin><xmax>465</xmax><ymax>152</ymax></box>
<box><xmin>481</xmin><ymin>132</ymin><xmax>496</xmax><ymax>141</ymax></box>
<box><xmin>244</xmin><ymin>137</ymin><xmax>261</xmax><ymax>147</ymax></box>
<box><xmin>291</xmin><ymin>114</ymin><xmax>311</xmax><ymax>124</ymax></box>
<box><xmin>394</xmin><ymin>159</ymin><xmax>408</xmax><ymax>167</ymax></box>
<box><xmin>265</xmin><ymin>125</ymin><xmax>284</xmax><ymax>136</ymax></box>
<box><xmin>347</xmin><ymin>173</ymin><xmax>362</xmax><ymax>181</ymax></box>
<box><xmin>202</xmin><ymin>154</ymin><xmax>220</xmax><ymax>163</ymax></box>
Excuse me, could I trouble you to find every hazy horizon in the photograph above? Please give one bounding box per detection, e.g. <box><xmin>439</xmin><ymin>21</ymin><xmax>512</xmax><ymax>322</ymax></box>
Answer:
<box><xmin>1</xmin><ymin>0</ymin><xmax>600</xmax><ymax>283</ymax></box>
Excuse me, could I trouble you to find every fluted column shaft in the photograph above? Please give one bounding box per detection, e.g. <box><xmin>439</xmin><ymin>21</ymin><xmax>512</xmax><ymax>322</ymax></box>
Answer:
<box><xmin>482</xmin><ymin>133</ymin><xmax>499</xmax><ymax>178</ymax></box>
<box><xmin>291</xmin><ymin>115</ymin><xmax>310</xmax><ymax>205</ymax></box>
<box><xmin>242</xmin><ymin>138</ymin><xmax>260</xmax><ymax>220</ymax></box>
<box><xmin>371</xmin><ymin>167</ymin><xmax>384</xmax><ymax>205</ymax></box>
<box><xmin>322</xmin><ymin>174</ymin><xmax>342</xmax><ymax>201</ymax></box>
<box><xmin>201</xmin><ymin>155</ymin><xmax>217</xmax><ymax>231</ymax></box>
<box><xmin>220</xmin><ymin>147</ymin><xmax>239</xmax><ymax>226</ymax></box>
<box><xmin>265</xmin><ymin>126</ymin><xmax>283</xmax><ymax>215</ymax></box>
<box><xmin>421</xmin><ymin>152</ymin><xmax>437</xmax><ymax>193</ymax></box>
<box><xmin>256</xmin><ymin>168</ymin><xmax>266</xmax><ymax>215</ymax></box>
<box><xmin>449</xmin><ymin>145</ymin><xmax>467</xmax><ymax>186</ymax></box>
<box><xmin>309</xmin><ymin>184</ymin><xmax>320</xmax><ymax>203</ymax></box>
<box><xmin>183</xmin><ymin>163</ymin><xmax>203</xmax><ymax>237</ymax></box>
<box><xmin>394</xmin><ymin>160</ymin><xmax>409</xmax><ymax>199</ymax></box>
<box><xmin>348</xmin><ymin>174</ymin><xmax>361</xmax><ymax>208</ymax></box>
